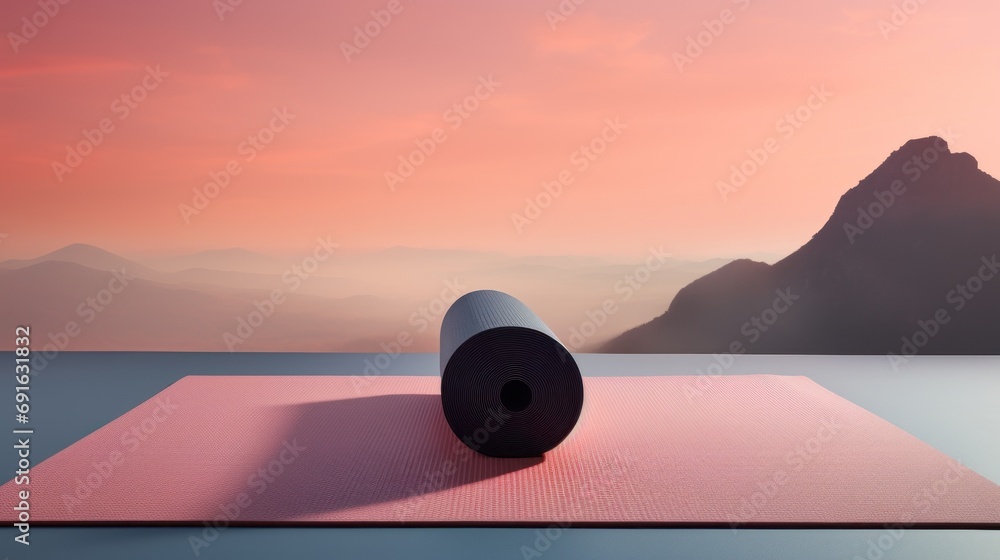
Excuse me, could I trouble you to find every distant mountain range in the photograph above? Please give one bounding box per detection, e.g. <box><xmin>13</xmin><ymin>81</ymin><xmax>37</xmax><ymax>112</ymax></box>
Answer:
<box><xmin>0</xmin><ymin>243</ymin><xmax>724</xmax><ymax>352</ymax></box>
<box><xmin>604</xmin><ymin>137</ymin><xmax>1000</xmax><ymax>354</ymax></box>
<box><xmin>0</xmin><ymin>243</ymin><xmax>161</xmax><ymax>279</ymax></box>
<box><xmin>11</xmin><ymin>137</ymin><xmax>989</xmax><ymax>355</ymax></box>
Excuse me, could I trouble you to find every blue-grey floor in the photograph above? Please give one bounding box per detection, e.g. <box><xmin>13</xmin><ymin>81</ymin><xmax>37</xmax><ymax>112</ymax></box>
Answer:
<box><xmin>2</xmin><ymin>352</ymin><xmax>998</xmax><ymax>559</ymax></box>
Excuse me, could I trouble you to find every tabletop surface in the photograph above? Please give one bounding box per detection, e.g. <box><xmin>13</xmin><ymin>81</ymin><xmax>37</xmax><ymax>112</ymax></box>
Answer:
<box><xmin>2</xmin><ymin>352</ymin><xmax>998</xmax><ymax>559</ymax></box>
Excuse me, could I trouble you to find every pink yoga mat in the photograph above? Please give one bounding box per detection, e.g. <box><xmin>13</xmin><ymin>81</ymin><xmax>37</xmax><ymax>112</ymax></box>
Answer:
<box><xmin>3</xmin><ymin>375</ymin><xmax>999</xmax><ymax>527</ymax></box>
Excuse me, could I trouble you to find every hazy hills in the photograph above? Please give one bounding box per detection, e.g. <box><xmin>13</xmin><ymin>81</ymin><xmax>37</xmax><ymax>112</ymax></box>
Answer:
<box><xmin>0</xmin><ymin>243</ymin><xmax>725</xmax><ymax>352</ymax></box>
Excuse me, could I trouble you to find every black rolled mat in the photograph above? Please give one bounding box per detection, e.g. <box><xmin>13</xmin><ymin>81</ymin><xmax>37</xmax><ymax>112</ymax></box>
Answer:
<box><xmin>439</xmin><ymin>289</ymin><xmax>584</xmax><ymax>457</ymax></box>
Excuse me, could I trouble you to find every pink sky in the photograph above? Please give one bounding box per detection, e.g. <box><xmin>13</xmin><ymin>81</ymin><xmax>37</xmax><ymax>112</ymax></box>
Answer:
<box><xmin>2</xmin><ymin>0</ymin><xmax>998</xmax><ymax>261</ymax></box>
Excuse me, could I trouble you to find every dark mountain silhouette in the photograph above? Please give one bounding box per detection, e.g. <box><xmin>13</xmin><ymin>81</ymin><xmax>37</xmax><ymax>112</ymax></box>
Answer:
<box><xmin>604</xmin><ymin>137</ymin><xmax>1000</xmax><ymax>354</ymax></box>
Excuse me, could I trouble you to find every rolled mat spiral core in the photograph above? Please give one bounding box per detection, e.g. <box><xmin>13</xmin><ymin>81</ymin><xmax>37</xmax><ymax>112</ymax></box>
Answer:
<box><xmin>439</xmin><ymin>289</ymin><xmax>584</xmax><ymax>457</ymax></box>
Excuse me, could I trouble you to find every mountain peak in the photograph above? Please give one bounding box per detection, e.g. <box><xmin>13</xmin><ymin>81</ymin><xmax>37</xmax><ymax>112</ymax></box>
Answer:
<box><xmin>886</xmin><ymin>136</ymin><xmax>978</xmax><ymax>173</ymax></box>
<box><xmin>898</xmin><ymin>135</ymin><xmax>949</xmax><ymax>155</ymax></box>
<box><xmin>26</xmin><ymin>243</ymin><xmax>130</xmax><ymax>264</ymax></box>
<box><xmin>0</xmin><ymin>243</ymin><xmax>155</xmax><ymax>277</ymax></box>
<box><xmin>52</xmin><ymin>242</ymin><xmax>113</xmax><ymax>254</ymax></box>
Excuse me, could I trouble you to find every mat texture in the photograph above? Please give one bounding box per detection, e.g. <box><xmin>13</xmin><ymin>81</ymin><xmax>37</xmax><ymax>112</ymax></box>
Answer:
<box><xmin>3</xmin><ymin>375</ymin><xmax>999</xmax><ymax>527</ymax></box>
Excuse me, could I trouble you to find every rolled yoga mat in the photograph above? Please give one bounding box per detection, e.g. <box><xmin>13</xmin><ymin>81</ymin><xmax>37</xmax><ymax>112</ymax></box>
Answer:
<box><xmin>439</xmin><ymin>289</ymin><xmax>584</xmax><ymax>457</ymax></box>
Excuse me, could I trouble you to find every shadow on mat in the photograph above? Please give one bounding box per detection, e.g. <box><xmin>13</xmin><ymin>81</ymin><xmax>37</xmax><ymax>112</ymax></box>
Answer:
<box><xmin>232</xmin><ymin>394</ymin><xmax>541</xmax><ymax>520</ymax></box>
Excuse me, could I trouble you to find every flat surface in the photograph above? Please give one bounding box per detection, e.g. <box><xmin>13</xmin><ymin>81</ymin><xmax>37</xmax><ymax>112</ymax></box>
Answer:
<box><xmin>2</xmin><ymin>353</ymin><xmax>999</xmax><ymax>559</ymax></box>
<box><xmin>4</xmin><ymin>373</ymin><xmax>998</xmax><ymax>528</ymax></box>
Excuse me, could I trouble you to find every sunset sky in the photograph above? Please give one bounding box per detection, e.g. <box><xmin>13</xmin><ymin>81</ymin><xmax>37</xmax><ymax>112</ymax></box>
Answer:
<box><xmin>2</xmin><ymin>0</ymin><xmax>998</xmax><ymax>261</ymax></box>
